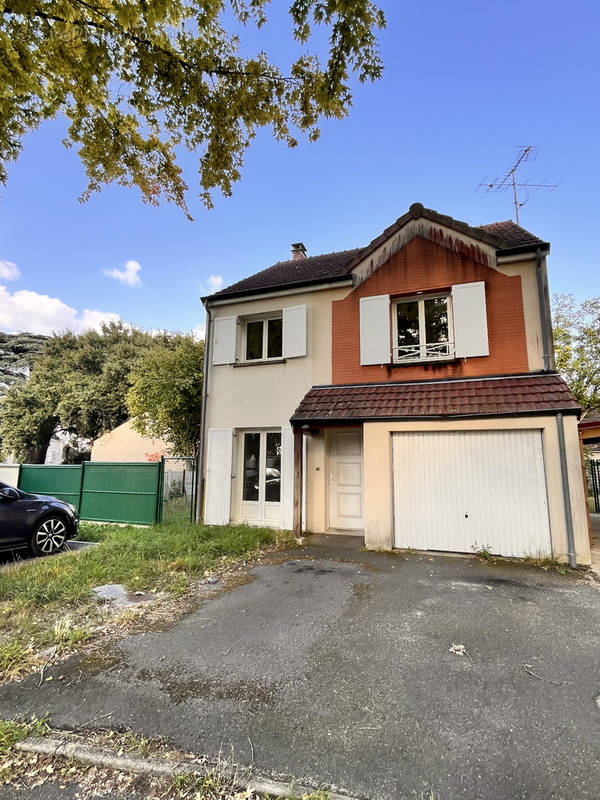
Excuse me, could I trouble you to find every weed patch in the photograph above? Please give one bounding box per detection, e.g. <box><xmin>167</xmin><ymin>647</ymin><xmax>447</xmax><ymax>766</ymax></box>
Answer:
<box><xmin>471</xmin><ymin>542</ymin><xmax>571</xmax><ymax>575</ymax></box>
<box><xmin>0</xmin><ymin>716</ymin><xmax>48</xmax><ymax>754</ymax></box>
<box><xmin>0</xmin><ymin>521</ymin><xmax>294</xmax><ymax>681</ymax></box>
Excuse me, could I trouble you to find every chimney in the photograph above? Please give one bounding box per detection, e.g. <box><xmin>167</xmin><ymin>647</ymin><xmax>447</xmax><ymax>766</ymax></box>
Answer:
<box><xmin>291</xmin><ymin>242</ymin><xmax>307</xmax><ymax>261</ymax></box>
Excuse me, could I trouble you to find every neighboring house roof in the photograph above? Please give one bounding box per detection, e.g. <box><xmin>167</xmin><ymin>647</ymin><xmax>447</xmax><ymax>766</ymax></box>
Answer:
<box><xmin>208</xmin><ymin>203</ymin><xmax>549</xmax><ymax>302</ymax></box>
<box><xmin>579</xmin><ymin>415</ymin><xmax>600</xmax><ymax>431</ymax></box>
<box><xmin>290</xmin><ymin>374</ymin><xmax>579</xmax><ymax>424</ymax></box>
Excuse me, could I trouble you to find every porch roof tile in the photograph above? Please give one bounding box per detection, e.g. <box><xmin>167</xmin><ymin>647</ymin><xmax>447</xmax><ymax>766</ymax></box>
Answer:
<box><xmin>290</xmin><ymin>374</ymin><xmax>580</xmax><ymax>424</ymax></box>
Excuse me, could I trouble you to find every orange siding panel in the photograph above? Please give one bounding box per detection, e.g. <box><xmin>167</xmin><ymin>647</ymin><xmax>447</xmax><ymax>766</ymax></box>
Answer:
<box><xmin>332</xmin><ymin>236</ymin><xmax>529</xmax><ymax>385</ymax></box>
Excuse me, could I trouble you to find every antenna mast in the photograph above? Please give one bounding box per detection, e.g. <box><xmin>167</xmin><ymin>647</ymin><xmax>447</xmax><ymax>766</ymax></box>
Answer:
<box><xmin>478</xmin><ymin>146</ymin><xmax>559</xmax><ymax>225</ymax></box>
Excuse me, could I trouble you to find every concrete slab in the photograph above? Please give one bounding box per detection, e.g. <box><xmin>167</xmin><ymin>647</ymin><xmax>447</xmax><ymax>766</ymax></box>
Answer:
<box><xmin>1</xmin><ymin>535</ymin><xmax>599</xmax><ymax>799</ymax></box>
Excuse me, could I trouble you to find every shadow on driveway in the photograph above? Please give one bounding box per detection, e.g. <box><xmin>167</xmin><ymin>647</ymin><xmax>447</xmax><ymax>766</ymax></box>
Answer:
<box><xmin>1</xmin><ymin>534</ymin><xmax>599</xmax><ymax>799</ymax></box>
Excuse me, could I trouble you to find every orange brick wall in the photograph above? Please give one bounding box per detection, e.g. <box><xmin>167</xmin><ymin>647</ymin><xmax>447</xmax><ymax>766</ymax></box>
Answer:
<box><xmin>331</xmin><ymin>236</ymin><xmax>530</xmax><ymax>384</ymax></box>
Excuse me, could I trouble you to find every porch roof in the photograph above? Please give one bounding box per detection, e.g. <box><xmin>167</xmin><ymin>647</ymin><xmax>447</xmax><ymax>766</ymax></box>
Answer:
<box><xmin>290</xmin><ymin>374</ymin><xmax>579</xmax><ymax>425</ymax></box>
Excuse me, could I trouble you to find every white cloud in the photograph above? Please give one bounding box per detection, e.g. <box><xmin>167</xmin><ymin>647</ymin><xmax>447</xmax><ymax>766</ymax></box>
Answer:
<box><xmin>0</xmin><ymin>285</ymin><xmax>121</xmax><ymax>335</ymax></box>
<box><xmin>104</xmin><ymin>259</ymin><xmax>142</xmax><ymax>287</ymax></box>
<box><xmin>0</xmin><ymin>260</ymin><xmax>21</xmax><ymax>281</ymax></box>
<box><xmin>206</xmin><ymin>275</ymin><xmax>223</xmax><ymax>293</ymax></box>
<box><xmin>192</xmin><ymin>324</ymin><xmax>205</xmax><ymax>341</ymax></box>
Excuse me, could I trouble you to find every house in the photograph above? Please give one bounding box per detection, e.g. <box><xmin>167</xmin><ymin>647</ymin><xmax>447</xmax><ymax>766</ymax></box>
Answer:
<box><xmin>579</xmin><ymin>415</ymin><xmax>600</xmax><ymax>460</ymax></box>
<box><xmin>91</xmin><ymin>420</ymin><xmax>170</xmax><ymax>463</ymax></box>
<box><xmin>199</xmin><ymin>203</ymin><xmax>590</xmax><ymax>566</ymax></box>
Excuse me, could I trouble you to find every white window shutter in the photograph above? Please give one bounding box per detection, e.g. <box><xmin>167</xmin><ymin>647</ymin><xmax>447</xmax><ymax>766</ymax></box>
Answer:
<box><xmin>451</xmin><ymin>281</ymin><xmax>489</xmax><ymax>358</ymax></box>
<box><xmin>360</xmin><ymin>295</ymin><xmax>390</xmax><ymax>365</ymax></box>
<box><xmin>204</xmin><ymin>428</ymin><xmax>233</xmax><ymax>524</ymax></box>
<box><xmin>212</xmin><ymin>316</ymin><xmax>237</xmax><ymax>365</ymax></box>
<box><xmin>282</xmin><ymin>305</ymin><xmax>307</xmax><ymax>359</ymax></box>
<box><xmin>280</xmin><ymin>426</ymin><xmax>294</xmax><ymax>530</ymax></box>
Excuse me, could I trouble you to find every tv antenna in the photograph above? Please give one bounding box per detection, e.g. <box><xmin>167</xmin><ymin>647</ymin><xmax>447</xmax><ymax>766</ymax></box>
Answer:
<box><xmin>478</xmin><ymin>146</ymin><xmax>559</xmax><ymax>225</ymax></box>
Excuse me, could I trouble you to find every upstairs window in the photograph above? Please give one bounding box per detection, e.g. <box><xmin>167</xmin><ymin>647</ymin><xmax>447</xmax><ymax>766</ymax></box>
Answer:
<box><xmin>244</xmin><ymin>317</ymin><xmax>283</xmax><ymax>361</ymax></box>
<box><xmin>393</xmin><ymin>294</ymin><xmax>453</xmax><ymax>363</ymax></box>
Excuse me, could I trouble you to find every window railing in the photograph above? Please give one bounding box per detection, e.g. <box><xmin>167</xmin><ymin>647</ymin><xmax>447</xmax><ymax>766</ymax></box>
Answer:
<box><xmin>392</xmin><ymin>341</ymin><xmax>455</xmax><ymax>363</ymax></box>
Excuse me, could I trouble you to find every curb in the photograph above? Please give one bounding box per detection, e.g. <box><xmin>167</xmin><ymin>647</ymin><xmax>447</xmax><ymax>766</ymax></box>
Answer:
<box><xmin>17</xmin><ymin>737</ymin><xmax>362</xmax><ymax>800</ymax></box>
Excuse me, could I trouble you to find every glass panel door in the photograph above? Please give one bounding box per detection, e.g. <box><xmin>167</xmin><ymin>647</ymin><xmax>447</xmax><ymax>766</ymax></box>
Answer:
<box><xmin>242</xmin><ymin>433</ymin><xmax>260</xmax><ymax>501</ymax></box>
<box><xmin>240</xmin><ymin>430</ymin><xmax>281</xmax><ymax>525</ymax></box>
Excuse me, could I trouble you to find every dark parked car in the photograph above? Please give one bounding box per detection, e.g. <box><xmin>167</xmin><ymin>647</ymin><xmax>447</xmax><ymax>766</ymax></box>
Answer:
<box><xmin>0</xmin><ymin>481</ymin><xmax>79</xmax><ymax>556</ymax></box>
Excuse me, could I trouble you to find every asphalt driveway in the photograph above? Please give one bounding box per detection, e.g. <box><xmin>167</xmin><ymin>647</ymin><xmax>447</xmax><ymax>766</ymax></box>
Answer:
<box><xmin>1</xmin><ymin>535</ymin><xmax>599</xmax><ymax>799</ymax></box>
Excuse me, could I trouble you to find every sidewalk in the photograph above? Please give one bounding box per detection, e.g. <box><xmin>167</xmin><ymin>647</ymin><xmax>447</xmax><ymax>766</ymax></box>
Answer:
<box><xmin>590</xmin><ymin>513</ymin><xmax>600</xmax><ymax>574</ymax></box>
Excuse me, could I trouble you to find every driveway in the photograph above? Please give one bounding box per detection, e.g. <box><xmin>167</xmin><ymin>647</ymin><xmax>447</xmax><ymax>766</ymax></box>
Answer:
<box><xmin>1</xmin><ymin>536</ymin><xmax>599</xmax><ymax>799</ymax></box>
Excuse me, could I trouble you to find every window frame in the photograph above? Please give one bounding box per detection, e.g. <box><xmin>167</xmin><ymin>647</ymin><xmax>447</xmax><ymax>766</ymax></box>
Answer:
<box><xmin>241</xmin><ymin>313</ymin><xmax>283</xmax><ymax>363</ymax></box>
<box><xmin>391</xmin><ymin>292</ymin><xmax>455</xmax><ymax>364</ymax></box>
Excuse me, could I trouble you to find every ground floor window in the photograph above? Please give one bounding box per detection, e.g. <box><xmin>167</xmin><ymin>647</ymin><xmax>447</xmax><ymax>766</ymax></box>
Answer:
<box><xmin>241</xmin><ymin>430</ymin><xmax>281</xmax><ymax>507</ymax></box>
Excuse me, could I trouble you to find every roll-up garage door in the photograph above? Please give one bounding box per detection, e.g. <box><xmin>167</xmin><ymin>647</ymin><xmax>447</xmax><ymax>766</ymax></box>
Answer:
<box><xmin>392</xmin><ymin>430</ymin><xmax>551</xmax><ymax>558</ymax></box>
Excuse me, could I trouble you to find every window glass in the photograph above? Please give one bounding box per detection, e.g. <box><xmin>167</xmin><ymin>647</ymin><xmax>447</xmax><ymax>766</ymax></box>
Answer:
<box><xmin>424</xmin><ymin>297</ymin><xmax>449</xmax><ymax>344</ymax></box>
<box><xmin>396</xmin><ymin>301</ymin><xmax>420</xmax><ymax>346</ymax></box>
<box><xmin>242</xmin><ymin>433</ymin><xmax>260</xmax><ymax>501</ymax></box>
<box><xmin>265</xmin><ymin>432</ymin><xmax>281</xmax><ymax>503</ymax></box>
<box><xmin>246</xmin><ymin>321</ymin><xmax>263</xmax><ymax>360</ymax></box>
<box><xmin>267</xmin><ymin>318</ymin><xmax>283</xmax><ymax>359</ymax></box>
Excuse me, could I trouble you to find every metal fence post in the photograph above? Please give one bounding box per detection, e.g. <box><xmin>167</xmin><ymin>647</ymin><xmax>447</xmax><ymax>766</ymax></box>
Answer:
<box><xmin>78</xmin><ymin>461</ymin><xmax>86</xmax><ymax>514</ymax></box>
<box><xmin>155</xmin><ymin>457</ymin><xmax>165</xmax><ymax>524</ymax></box>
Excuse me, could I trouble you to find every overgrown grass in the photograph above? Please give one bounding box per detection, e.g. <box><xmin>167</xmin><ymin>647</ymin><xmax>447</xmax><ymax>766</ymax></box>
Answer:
<box><xmin>76</xmin><ymin>522</ymin><xmax>115</xmax><ymax>542</ymax></box>
<box><xmin>0</xmin><ymin>716</ymin><xmax>48</xmax><ymax>754</ymax></box>
<box><xmin>0</xmin><ymin>520</ymin><xmax>294</xmax><ymax>680</ymax></box>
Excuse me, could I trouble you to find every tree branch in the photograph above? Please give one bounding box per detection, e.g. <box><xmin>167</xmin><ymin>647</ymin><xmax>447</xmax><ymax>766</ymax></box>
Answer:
<box><xmin>2</xmin><ymin>3</ymin><xmax>302</xmax><ymax>86</ymax></box>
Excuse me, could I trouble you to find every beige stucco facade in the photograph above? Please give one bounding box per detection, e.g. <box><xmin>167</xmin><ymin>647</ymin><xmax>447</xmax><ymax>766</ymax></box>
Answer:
<box><xmin>91</xmin><ymin>421</ymin><xmax>170</xmax><ymax>463</ymax></box>
<box><xmin>206</xmin><ymin>283</ymin><xmax>351</xmax><ymax>526</ymax></box>
<box><xmin>361</xmin><ymin>415</ymin><xmax>590</xmax><ymax>564</ymax></box>
<box><xmin>206</xmin><ymin>283</ymin><xmax>351</xmax><ymax>431</ymax></box>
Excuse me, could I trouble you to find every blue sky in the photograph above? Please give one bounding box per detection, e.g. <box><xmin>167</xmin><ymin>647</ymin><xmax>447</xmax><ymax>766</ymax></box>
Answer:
<box><xmin>0</xmin><ymin>0</ymin><xmax>598</xmax><ymax>337</ymax></box>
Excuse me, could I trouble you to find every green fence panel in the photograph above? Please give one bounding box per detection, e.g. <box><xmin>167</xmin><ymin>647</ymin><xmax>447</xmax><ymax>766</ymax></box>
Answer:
<box><xmin>18</xmin><ymin>465</ymin><xmax>82</xmax><ymax>508</ymax></box>
<box><xmin>79</xmin><ymin>462</ymin><xmax>161</xmax><ymax>524</ymax></box>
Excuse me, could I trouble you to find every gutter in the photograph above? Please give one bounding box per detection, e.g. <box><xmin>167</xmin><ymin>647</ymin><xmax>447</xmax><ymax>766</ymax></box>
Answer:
<box><xmin>556</xmin><ymin>412</ymin><xmax>577</xmax><ymax>568</ymax></box>
<box><xmin>203</xmin><ymin>275</ymin><xmax>353</xmax><ymax>306</ymax></box>
<box><xmin>535</xmin><ymin>246</ymin><xmax>554</xmax><ymax>372</ymax></box>
<box><xmin>195</xmin><ymin>303</ymin><xmax>212</xmax><ymax>523</ymax></box>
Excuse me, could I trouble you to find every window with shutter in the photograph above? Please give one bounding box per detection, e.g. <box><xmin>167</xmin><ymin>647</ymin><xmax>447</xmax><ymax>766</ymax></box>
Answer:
<box><xmin>212</xmin><ymin>316</ymin><xmax>237</xmax><ymax>365</ymax></box>
<box><xmin>282</xmin><ymin>305</ymin><xmax>307</xmax><ymax>359</ymax></box>
<box><xmin>359</xmin><ymin>295</ymin><xmax>391</xmax><ymax>365</ymax></box>
<box><xmin>451</xmin><ymin>281</ymin><xmax>489</xmax><ymax>358</ymax></box>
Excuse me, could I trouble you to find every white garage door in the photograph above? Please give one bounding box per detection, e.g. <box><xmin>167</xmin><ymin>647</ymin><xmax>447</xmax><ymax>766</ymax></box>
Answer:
<box><xmin>392</xmin><ymin>430</ymin><xmax>551</xmax><ymax>558</ymax></box>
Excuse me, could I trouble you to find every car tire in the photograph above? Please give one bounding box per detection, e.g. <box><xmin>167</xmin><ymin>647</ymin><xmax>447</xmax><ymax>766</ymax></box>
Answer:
<box><xmin>31</xmin><ymin>516</ymin><xmax>68</xmax><ymax>557</ymax></box>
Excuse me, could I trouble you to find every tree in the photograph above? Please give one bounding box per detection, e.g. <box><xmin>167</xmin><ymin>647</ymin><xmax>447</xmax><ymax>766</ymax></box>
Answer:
<box><xmin>1</xmin><ymin>1</ymin><xmax>385</xmax><ymax>215</ymax></box>
<box><xmin>0</xmin><ymin>322</ymin><xmax>159</xmax><ymax>462</ymax></box>
<box><xmin>552</xmin><ymin>293</ymin><xmax>600</xmax><ymax>415</ymax></box>
<box><xmin>127</xmin><ymin>336</ymin><xmax>204</xmax><ymax>456</ymax></box>
<box><xmin>0</xmin><ymin>332</ymin><xmax>47</xmax><ymax>393</ymax></box>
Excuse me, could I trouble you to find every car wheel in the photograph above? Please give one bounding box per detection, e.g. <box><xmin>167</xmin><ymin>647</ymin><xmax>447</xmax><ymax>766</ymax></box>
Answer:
<box><xmin>31</xmin><ymin>516</ymin><xmax>68</xmax><ymax>557</ymax></box>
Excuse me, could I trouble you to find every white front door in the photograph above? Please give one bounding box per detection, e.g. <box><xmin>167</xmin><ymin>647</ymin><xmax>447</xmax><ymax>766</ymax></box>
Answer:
<box><xmin>329</xmin><ymin>428</ymin><xmax>364</xmax><ymax>530</ymax></box>
<box><xmin>392</xmin><ymin>429</ymin><xmax>552</xmax><ymax>557</ymax></box>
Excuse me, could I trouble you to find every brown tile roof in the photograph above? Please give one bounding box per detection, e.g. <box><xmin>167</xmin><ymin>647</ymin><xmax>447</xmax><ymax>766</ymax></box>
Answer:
<box><xmin>209</xmin><ymin>249</ymin><xmax>361</xmax><ymax>300</ymax></box>
<box><xmin>209</xmin><ymin>203</ymin><xmax>549</xmax><ymax>301</ymax></box>
<box><xmin>479</xmin><ymin>220</ymin><xmax>547</xmax><ymax>250</ymax></box>
<box><xmin>290</xmin><ymin>374</ymin><xmax>579</xmax><ymax>424</ymax></box>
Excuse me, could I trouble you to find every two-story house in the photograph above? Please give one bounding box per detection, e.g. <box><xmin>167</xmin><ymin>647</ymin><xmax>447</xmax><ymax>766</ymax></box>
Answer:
<box><xmin>199</xmin><ymin>203</ymin><xmax>590</xmax><ymax>566</ymax></box>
